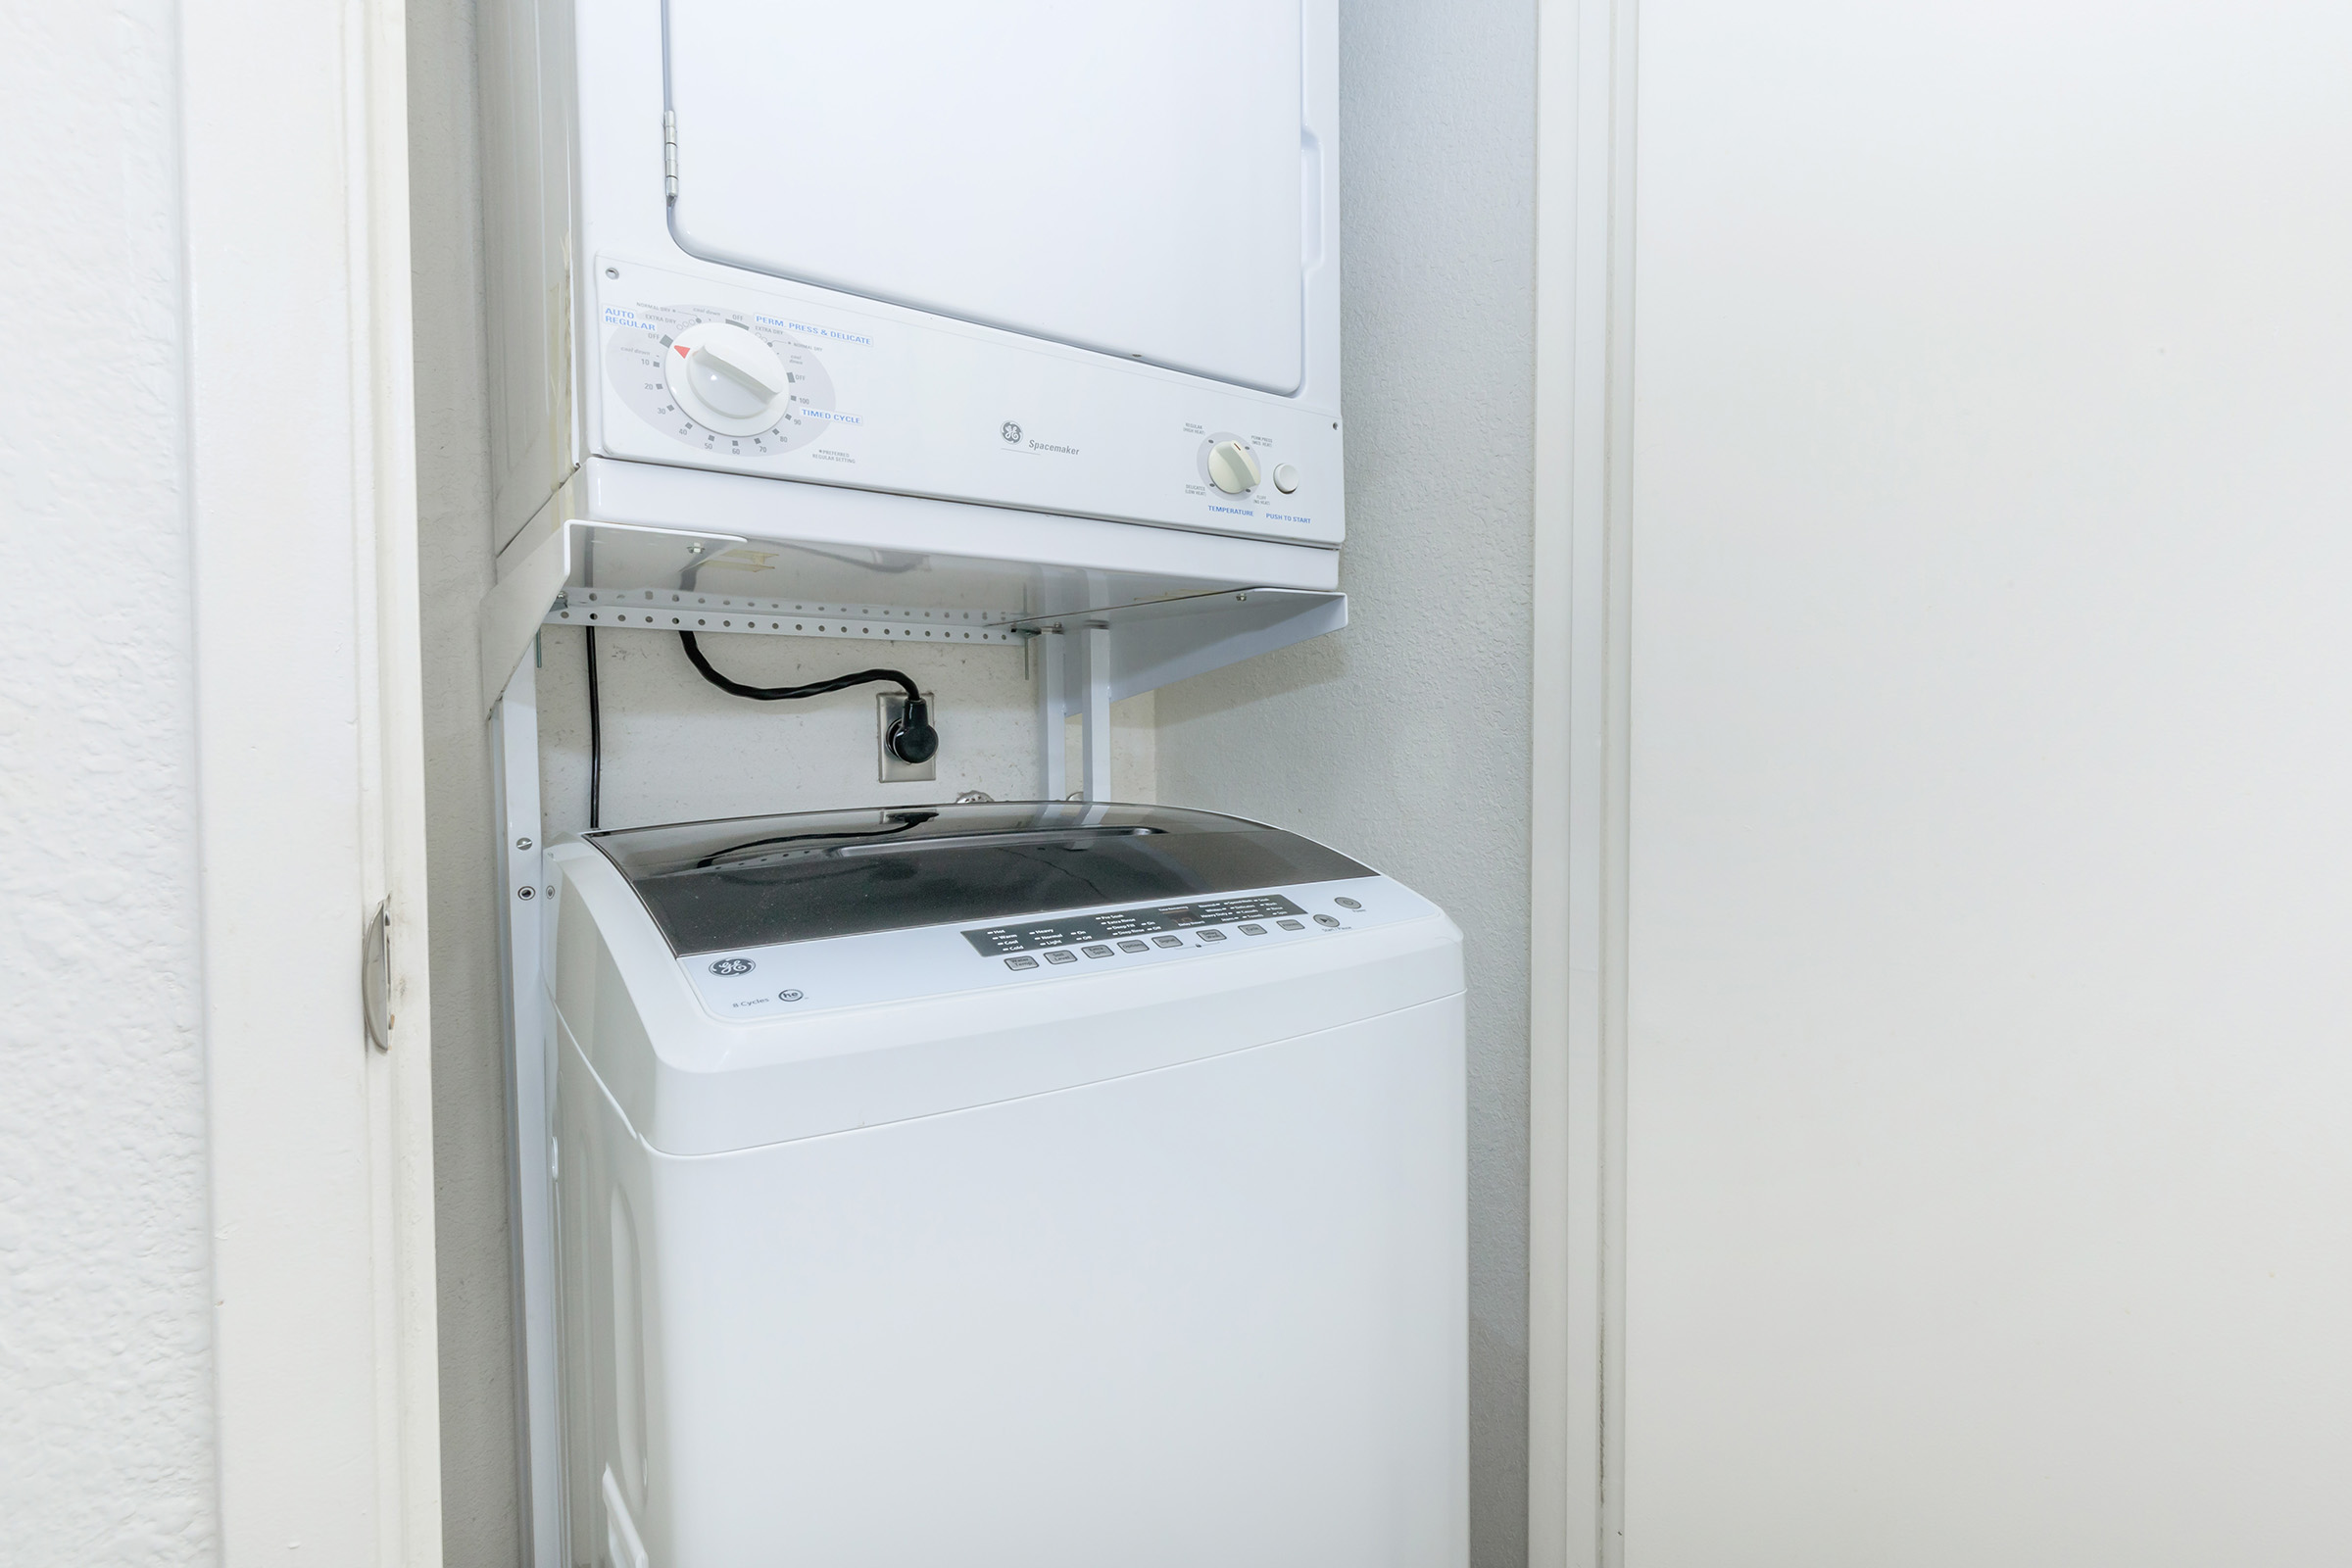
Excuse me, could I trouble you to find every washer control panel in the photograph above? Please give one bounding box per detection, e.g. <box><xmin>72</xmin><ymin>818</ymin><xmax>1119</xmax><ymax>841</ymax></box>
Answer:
<box><xmin>680</xmin><ymin>878</ymin><xmax>1428</xmax><ymax>1021</ymax></box>
<box><xmin>965</xmin><ymin>894</ymin><xmax>1306</xmax><ymax>957</ymax></box>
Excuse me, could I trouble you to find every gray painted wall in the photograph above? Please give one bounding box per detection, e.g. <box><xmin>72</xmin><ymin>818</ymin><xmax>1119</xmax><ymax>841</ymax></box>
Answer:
<box><xmin>408</xmin><ymin>0</ymin><xmax>527</xmax><ymax>1562</ymax></box>
<box><xmin>1154</xmin><ymin>2</ymin><xmax>1538</xmax><ymax>1562</ymax></box>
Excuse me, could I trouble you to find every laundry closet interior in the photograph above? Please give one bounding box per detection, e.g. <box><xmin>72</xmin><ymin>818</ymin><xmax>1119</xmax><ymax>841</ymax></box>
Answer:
<box><xmin>413</xmin><ymin>1</ymin><xmax>1531</xmax><ymax>1565</ymax></box>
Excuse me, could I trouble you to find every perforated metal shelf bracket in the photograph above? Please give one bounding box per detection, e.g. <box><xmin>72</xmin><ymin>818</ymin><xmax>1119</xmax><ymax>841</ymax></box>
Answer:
<box><xmin>546</xmin><ymin>588</ymin><xmax>1028</xmax><ymax>647</ymax></box>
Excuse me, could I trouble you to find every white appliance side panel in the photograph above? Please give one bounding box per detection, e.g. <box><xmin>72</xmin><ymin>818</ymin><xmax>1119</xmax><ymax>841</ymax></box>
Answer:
<box><xmin>595</xmin><ymin>257</ymin><xmax>1341</xmax><ymax>545</ymax></box>
<box><xmin>664</xmin><ymin>0</ymin><xmax>1305</xmax><ymax>396</ymax></box>
<box><xmin>627</xmin><ymin>999</ymin><xmax>1468</xmax><ymax>1568</ymax></box>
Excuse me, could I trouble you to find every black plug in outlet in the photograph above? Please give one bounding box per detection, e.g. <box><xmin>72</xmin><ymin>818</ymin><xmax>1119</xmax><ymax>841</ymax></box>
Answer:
<box><xmin>878</xmin><ymin>691</ymin><xmax>938</xmax><ymax>782</ymax></box>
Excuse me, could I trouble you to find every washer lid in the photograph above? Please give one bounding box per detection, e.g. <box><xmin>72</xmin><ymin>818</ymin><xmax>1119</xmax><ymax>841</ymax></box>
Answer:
<box><xmin>587</xmin><ymin>802</ymin><xmax>1373</xmax><ymax>957</ymax></box>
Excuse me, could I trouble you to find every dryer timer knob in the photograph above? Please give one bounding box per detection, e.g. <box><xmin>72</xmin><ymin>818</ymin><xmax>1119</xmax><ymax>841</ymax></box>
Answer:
<box><xmin>666</xmin><ymin>321</ymin><xmax>790</xmax><ymax>437</ymax></box>
<box><xmin>1207</xmin><ymin>440</ymin><xmax>1262</xmax><ymax>495</ymax></box>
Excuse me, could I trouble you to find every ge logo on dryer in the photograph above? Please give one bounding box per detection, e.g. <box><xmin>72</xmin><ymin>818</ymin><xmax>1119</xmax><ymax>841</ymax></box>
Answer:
<box><xmin>709</xmin><ymin>957</ymin><xmax>756</xmax><ymax>976</ymax></box>
<box><xmin>1000</xmin><ymin>421</ymin><xmax>1022</xmax><ymax>443</ymax></box>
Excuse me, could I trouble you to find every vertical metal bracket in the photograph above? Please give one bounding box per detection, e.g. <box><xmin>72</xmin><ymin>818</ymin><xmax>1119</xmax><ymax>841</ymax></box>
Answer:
<box><xmin>1035</xmin><ymin>623</ymin><xmax>1115</xmax><ymax>801</ymax></box>
<box><xmin>1037</xmin><ymin>626</ymin><xmax>1068</xmax><ymax>799</ymax></box>
<box><xmin>492</xmin><ymin>659</ymin><xmax>564</xmax><ymax>1568</ymax></box>
<box><xmin>1081</xmin><ymin>622</ymin><xmax>1112</xmax><ymax>802</ymax></box>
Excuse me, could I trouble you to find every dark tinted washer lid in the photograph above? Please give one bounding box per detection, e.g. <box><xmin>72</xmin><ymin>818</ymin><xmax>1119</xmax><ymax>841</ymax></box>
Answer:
<box><xmin>586</xmin><ymin>801</ymin><xmax>1375</xmax><ymax>956</ymax></box>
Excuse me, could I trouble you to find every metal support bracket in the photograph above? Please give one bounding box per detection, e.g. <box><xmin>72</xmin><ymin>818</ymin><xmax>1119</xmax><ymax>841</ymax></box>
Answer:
<box><xmin>1037</xmin><ymin>626</ymin><xmax>1070</xmax><ymax>800</ymax></box>
<box><xmin>1081</xmin><ymin>622</ymin><xmax>1112</xmax><ymax>801</ymax></box>
<box><xmin>545</xmin><ymin>587</ymin><xmax>1026</xmax><ymax>647</ymax></box>
<box><xmin>491</xmin><ymin>661</ymin><xmax>563</xmax><ymax>1568</ymax></box>
<box><xmin>1032</xmin><ymin>620</ymin><xmax>1119</xmax><ymax>801</ymax></box>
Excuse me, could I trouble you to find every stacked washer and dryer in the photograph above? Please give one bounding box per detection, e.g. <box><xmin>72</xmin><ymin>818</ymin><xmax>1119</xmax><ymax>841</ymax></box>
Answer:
<box><xmin>477</xmin><ymin>4</ymin><xmax>1467</xmax><ymax>1564</ymax></box>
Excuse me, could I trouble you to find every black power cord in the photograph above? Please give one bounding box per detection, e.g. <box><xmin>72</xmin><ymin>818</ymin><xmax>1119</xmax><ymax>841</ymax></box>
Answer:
<box><xmin>677</xmin><ymin>631</ymin><xmax>939</xmax><ymax>765</ymax></box>
<box><xmin>580</xmin><ymin>625</ymin><xmax>944</xmax><ymax>831</ymax></box>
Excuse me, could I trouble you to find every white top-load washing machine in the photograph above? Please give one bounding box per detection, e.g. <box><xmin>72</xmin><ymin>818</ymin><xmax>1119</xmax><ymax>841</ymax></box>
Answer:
<box><xmin>548</xmin><ymin>802</ymin><xmax>1465</xmax><ymax>1567</ymax></box>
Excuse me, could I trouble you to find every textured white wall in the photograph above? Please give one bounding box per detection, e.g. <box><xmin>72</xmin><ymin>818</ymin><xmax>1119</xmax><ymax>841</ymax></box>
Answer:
<box><xmin>0</xmin><ymin>1</ymin><xmax>219</xmax><ymax>1562</ymax></box>
<box><xmin>1154</xmin><ymin>3</ymin><xmax>1539</xmax><ymax>1563</ymax></box>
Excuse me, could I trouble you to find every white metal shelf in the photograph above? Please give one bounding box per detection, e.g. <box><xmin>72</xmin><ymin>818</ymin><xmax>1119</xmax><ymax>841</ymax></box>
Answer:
<box><xmin>483</xmin><ymin>517</ymin><xmax>1346</xmax><ymax>718</ymax></box>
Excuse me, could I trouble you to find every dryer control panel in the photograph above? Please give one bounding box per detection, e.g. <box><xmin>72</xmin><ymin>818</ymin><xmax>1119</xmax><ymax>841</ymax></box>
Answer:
<box><xmin>595</xmin><ymin>257</ymin><xmax>1343</xmax><ymax>548</ymax></box>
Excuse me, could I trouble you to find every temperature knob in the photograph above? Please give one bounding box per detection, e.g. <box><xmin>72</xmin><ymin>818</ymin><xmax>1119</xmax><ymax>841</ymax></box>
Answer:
<box><xmin>1206</xmin><ymin>440</ymin><xmax>1262</xmax><ymax>495</ymax></box>
<box><xmin>664</xmin><ymin>321</ymin><xmax>789</xmax><ymax>436</ymax></box>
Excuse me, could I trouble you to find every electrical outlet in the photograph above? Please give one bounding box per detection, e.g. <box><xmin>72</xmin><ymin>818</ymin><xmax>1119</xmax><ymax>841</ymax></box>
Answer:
<box><xmin>877</xmin><ymin>691</ymin><xmax>938</xmax><ymax>782</ymax></box>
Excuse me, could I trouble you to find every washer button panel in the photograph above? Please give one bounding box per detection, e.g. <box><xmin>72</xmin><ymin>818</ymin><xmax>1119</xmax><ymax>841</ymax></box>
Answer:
<box><xmin>949</xmin><ymin>886</ymin><xmax>1387</xmax><ymax>984</ymax></box>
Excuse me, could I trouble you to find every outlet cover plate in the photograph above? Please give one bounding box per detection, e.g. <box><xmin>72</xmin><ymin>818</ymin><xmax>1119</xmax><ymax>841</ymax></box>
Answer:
<box><xmin>877</xmin><ymin>691</ymin><xmax>938</xmax><ymax>782</ymax></box>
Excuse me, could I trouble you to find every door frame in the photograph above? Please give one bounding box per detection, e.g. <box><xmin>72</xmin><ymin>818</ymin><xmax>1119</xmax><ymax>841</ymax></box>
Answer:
<box><xmin>183</xmin><ymin>0</ymin><xmax>442</xmax><ymax>1558</ymax></box>
<box><xmin>1527</xmin><ymin>1</ymin><xmax>1638</xmax><ymax>1564</ymax></box>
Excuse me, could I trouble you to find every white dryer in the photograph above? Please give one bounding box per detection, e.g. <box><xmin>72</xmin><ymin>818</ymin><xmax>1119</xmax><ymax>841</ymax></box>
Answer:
<box><xmin>481</xmin><ymin>0</ymin><xmax>1346</xmax><ymax>577</ymax></box>
<box><xmin>548</xmin><ymin>802</ymin><xmax>1465</xmax><ymax>1568</ymax></box>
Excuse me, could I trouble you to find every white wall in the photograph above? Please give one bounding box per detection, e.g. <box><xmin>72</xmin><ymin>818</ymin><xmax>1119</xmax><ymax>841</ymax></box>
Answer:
<box><xmin>0</xmin><ymin>4</ymin><xmax>218</xmax><ymax>1561</ymax></box>
<box><xmin>530</xmin><ymin>632</ymin><xmax>1152</xmax><ymax>836</ymax></box>
<box><xmin>1155</xmin><ymin>1</ymin><xmax>1539</xmax><ymax>1562</ymax></box>
<box><xmin>1625</xmin><ymin>3</ymin><xmax>2352</xmax><ymax>1561</ymax></box>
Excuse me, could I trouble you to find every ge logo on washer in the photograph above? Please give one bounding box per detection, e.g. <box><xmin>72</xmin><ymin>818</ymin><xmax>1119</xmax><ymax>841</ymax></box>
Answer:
<box><xmin>709</xmin><ymin>957</ymin><xmax>755</xmax><ymax>976</ymax></box>
<box><xmin>1001</xmin><ymin>420</ymin><xmax>1022</xmax><ymax>443</ymax></box>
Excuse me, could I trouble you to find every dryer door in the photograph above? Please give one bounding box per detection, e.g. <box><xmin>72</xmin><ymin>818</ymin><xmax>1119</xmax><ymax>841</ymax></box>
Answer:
<box><xmin>663</xmin><ymin>0</ymin><xmax>1306</xmax><ymax>396</ymax></box>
